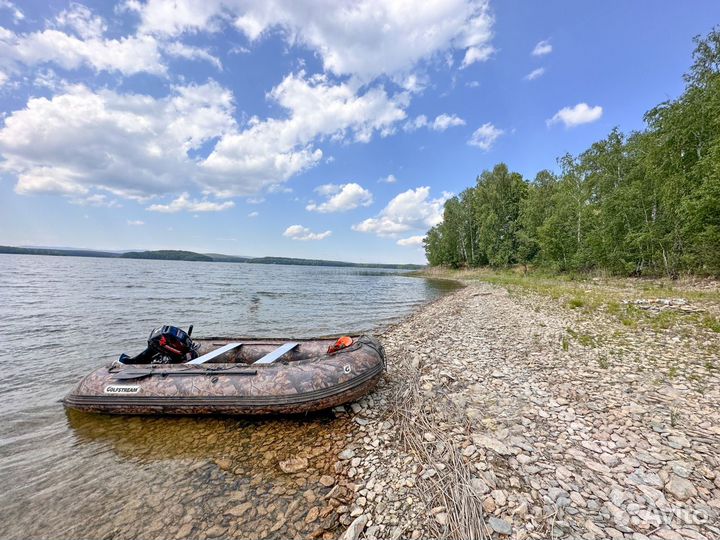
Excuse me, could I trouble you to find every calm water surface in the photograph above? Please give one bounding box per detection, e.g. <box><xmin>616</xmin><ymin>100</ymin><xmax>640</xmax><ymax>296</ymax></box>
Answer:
<box><xmin>0</xmin><ymin>254</ymin><xmax>458</xmax><ymax>539</ymax></box>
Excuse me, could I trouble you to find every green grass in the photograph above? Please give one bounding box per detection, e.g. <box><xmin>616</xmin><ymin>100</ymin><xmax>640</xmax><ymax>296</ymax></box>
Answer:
<box><xmin>567</xmin><ymin>328</ymin><xmax>595</xmax><ymax>347</ymax></box>
<box><xmin>701</xmin><ymin>314</ymin><xmax>720</xmax><ymax>333</ymax></box>
<box><xmin>413</xmin><ymin>267</ymin><xmax>720</xmax><ymax>336</ymax></box>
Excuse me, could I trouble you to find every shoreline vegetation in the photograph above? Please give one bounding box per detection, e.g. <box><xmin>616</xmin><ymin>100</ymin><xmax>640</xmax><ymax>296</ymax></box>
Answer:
<box><xmin>0</xmin><ymin>245</ymin><xmax>423</xmax><ymax>270</ymax></box>
<box><xmin>339</xmin><ymin>268</ymin><xmax>719</xmax><ymax>540</ymax></box>
<box><xmin>423</xmin><ymin>29</ymin><xmax>720</xmax><ymax>279</ymax></box>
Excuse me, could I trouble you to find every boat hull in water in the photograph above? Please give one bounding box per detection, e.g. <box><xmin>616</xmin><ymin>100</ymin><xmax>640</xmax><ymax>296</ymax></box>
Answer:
<box><xmin>63</xmin><ymin>335</ymin><xmax>385</xmax><ymax>416</ymax></box>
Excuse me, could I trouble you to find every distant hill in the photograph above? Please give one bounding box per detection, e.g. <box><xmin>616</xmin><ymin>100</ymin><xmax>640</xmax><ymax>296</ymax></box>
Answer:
<box><xmin>0</xmin><ymin>245</ymin><xmax>119</xmax><ymax>258</ymax></box>
<box><xmin>1</xmin><ymin>245</ymin><xmax>424</xmax><ymax>270</ymax></box>
<box><xmin>121</xmin><ymin>250</ymin><xmax>213</xmax><ymax>262</ymax></box>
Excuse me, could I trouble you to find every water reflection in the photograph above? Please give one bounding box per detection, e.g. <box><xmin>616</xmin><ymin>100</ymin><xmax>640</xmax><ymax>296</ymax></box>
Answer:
<box><xmin>0</xmin><ymin>255</ymin><xmax>461</xmax><ymax>540</ymax></box>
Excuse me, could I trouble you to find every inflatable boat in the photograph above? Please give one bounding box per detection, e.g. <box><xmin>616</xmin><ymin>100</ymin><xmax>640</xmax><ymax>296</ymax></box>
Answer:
<box><xmin>62</xmin><ymin>326</ymin><xmax>385</xmax><ymax>416</ymax></box>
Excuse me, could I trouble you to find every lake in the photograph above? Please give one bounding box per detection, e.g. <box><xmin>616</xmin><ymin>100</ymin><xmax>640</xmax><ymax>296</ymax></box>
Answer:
<box><xmin>0</xmin><ymin>254</ymin><xmax>458</xmax><ymax>539</ymax></box>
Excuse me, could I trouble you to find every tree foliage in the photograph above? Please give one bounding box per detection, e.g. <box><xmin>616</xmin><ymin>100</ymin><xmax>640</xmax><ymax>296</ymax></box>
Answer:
<box><xmin>425</xmin><ymin>28</ymin><xmax>720</xmax><ymax>277</ymax></box>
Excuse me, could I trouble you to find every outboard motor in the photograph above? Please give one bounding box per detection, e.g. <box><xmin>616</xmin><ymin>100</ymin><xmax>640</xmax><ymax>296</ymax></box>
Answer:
<box><xmin>119</xmin><ymin>325</ymin><xmax>199</xmax><ymax>364</ymax></box>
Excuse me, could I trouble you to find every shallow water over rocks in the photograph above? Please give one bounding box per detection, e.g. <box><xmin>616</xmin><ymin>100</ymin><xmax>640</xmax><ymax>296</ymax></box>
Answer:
<box><xmin>0</xmin><ymin>254</ymin><xmax>459</xmax><ymax>539</ymax></box>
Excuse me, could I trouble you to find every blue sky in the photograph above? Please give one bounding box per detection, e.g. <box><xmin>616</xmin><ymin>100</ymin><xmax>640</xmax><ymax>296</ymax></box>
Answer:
<box><xmin>1</xmin><ymin>1</ymin><xmax>718</xmax><ymax>264</ymax></box>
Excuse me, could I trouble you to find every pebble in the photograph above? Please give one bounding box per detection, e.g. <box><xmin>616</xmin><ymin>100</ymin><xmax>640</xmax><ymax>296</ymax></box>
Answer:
<box><xmin>488</xmin><ymin>517</ymin><xmax>512</xmax><ymax>536</ymax></box>
<box><xmin>665</xmin><ymin>476</ymin><xmax>698</xmax><ymax>500</ymax></box>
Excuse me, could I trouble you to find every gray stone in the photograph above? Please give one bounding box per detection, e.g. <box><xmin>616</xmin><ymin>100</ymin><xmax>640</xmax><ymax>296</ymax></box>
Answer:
<box><xmin>665</xmin><ymin>476</ymin><xmax>697</xmax><ymax>500</ymax></box>
<box><xmin>339</xmin><ymin>514</ymin><xmax>368</xmax><ymax>540</ymax></box>
<box><xmin>472</xmin><ymin>434</ymin><xmax>512</xmax><ymax>456</ymax></box>
<box><xmin>488</xmin><ymin>517</ymin><xmax>512</xmax><ymax>535</ymax></box>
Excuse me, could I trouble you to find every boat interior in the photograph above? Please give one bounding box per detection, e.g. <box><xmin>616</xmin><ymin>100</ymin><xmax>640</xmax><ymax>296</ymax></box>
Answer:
<box><xmin>122</xmin><ymin>337</ymin><xmax>357</xmax><ymax>366</ymax></box>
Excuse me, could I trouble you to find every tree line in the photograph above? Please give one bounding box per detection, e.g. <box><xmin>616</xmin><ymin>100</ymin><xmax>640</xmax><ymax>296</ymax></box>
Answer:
<box><xmin>424</xmin><ymin>29</ymin><xmax>720</xmax><ymax>277</ymax></box>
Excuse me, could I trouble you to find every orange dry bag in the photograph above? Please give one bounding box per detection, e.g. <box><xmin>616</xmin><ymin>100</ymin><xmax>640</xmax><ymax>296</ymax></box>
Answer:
<box><xmin>327</xmin><ymin>336</ymin><xmax>353</xmax><ymax>354</ymax></box>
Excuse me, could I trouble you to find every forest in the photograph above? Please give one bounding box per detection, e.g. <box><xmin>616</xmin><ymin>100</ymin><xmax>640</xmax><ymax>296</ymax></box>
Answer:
<box><xmin>424</xmin><ymin>29</ymin><xmax>720</xmax><ymax>277</ymax></box>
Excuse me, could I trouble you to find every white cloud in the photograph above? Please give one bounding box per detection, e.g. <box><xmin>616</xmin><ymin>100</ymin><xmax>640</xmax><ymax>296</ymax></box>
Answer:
<box><xmin>353</xmin><ymin>186</ymin><xmax>450</xmax><ymax>237</ymax></box>
<box><xmin>202</xmin><ymin>72</ymin><xmax>407</xmax><ymax>195</ymax></box>
<box><xmin>525</xmin><ymin>67</ymin><xmax>545</xmax><ymax>81</ymax></box>
<box><xmin>283</xmin><ymin>224</ymin><xmax>332</xmax><ymax>241</ymax></box>
<box><xmin>532</xmin><ymin>39</ymin><xmax>552</xmax><ymax>56</ymax></box>
<box><xmin>146</xmin><ymin>193</ymin><xmax>235</xmax><ymax>213</ymax></box>
<box><xmin>547</xmin><ymin>103</ymin><xmax>603</xmax><ymax>128</ymax></box>
<box><xmin>403</xmin><ymin>115</ymin><xmax>428</xmax><ymax>132</ymax></box>
<box><xmin>0</xmin><ymin>22</ymin><xmax>165</xmax><ymax>77</ymax></box>
<box><xmin>127</xmin><ymin>219</ymin><xmax>145</xmax><ymax>226</ymax></box>
<box><xmin>432</xmin><ymin>113</ymin><xmax>466</xmax><ymax>131</ymax></box>
<box><xmin>1</xmin><ymin>71</ymin><xmax>407</xmax><ymax>200</ymax></box>
<box><xmin>246</xmin><ymin>196</ymin><xmax>265</xmax><ymax>204</ymax></box>
<box><xmin>466</xmin><ymin>80</ymin><xmax>480</xmax><ymax>88</ymax></box>
<box><xmin>129</xmin><ymin>0</ymin><xmax>226</xmax><ymax>36</ymax></box>
<box><xmin>163</xmin><ymin>41</ymin><xmax>222</xmax><ymax>69</ymax></box>
<box><xmin>132</xmin><ymin>0</ymin><xmax>495</xmax><ymax>81</ymax></box>
<box><xmin>461</xmin><ymin>44</ymin><xmax>495</xmax><ymax>68</ymax></box>
<box><xmin>248</xmin><ymin>211</ymin><xmax>259</xmax><ymax>217</ymax></box>
<box><xmin>468</xmin><ymin>122</ymin><xmax>504</xmax><ymax>150</ymax></box>
<box><xmin>405</xmin><ymin>113</ymin><xmax>465</xmax><ymax>133</ymax></box>
<box><xmin>379</xmin><ymin>174</ymin><xmax>397</xmax><ymax>184</ymax></box>
<box><xmin>306</xmin><ymin>182</ymin><xmax>373</xmax><ymax>213</ymax></box>
<box><xmin>0</xmin><ymin>82</ymin><xmax>236</xmax><ymax>199</ymax></box>
<box><xmin>397</xmin><ymin>235</ymin><xmax>425</xmax><ymax>247</ymax></box>
<box><xmin>71</xmin><ymin>194</ymin><xmax>121</xmax><ymax>208</ymax></box>
<box><xmin>267</xmin><ymin>183</ymin><xmax>293</xmax><ymax>194</ymax></box>
<box><xmin>0</xmin><ymin>1</ymin><xmax>24</xmax><ymax>22</ymax></box>
<box><xmin>55</xmin><ymin>4</ymin><xmax>106</xmax><ymax>39</ymax></box>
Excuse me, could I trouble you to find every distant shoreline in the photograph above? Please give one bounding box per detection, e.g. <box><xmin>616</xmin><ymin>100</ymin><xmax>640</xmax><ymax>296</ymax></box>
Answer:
<box><xmin>0</xmin><ymin>245</ymin><xmax>424</xmax><ymax>271</ymax></box>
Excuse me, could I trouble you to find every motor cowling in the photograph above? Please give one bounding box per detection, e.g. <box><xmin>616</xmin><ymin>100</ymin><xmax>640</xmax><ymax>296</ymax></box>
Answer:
<box><xmin>147</xmin><ymin>325</ymin><xmax>199</xmax><ymax>363</ymax></box>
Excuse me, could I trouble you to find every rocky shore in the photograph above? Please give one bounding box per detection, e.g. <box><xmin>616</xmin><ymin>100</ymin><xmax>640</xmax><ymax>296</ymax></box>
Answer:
<box><xmin>330</xmin><ymin>279</ymin><xmax>720</xmax><ymax>540</ymax></box>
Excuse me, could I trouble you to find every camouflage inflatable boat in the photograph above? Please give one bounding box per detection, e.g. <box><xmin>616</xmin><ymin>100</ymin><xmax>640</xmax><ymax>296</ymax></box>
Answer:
<box><xmin>63</xmin><ymin>326</ymin><xmax>385</xmax><ymax>416</ymax></box>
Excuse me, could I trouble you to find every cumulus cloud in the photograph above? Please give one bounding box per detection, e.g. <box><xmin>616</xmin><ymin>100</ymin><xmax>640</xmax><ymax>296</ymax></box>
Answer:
<box><xmin>403</xmin><ymin>115</ymin><xmax>428</xmax><ymax>132</ymax></box>
<box><xmin>432</xmin><ymin>113</ymin><xmax>466</xmax><ymax>131</ymax></box>
<box><xmin>306</xmin><ymin>183</ymin><xmax>373</xmax><ymax>213</ymax></box>
<box><xmin>0</xmin><ymin>6</ymin><xmax>165</xmax><ymax>77</ymax></box>
<box><xmin>127</xmin><ymin>219</ymin><xmax>145</xmax><ymax>226</ymax></box>
<box><xmin>397</xmin><ymin>235</ymin><xmax>425</xmax><ymax>247</ymax></box>
<box><xmin>131</xmin><ymin>0</ymin><xmax>495</xmax><ymax>81</ymax></box>
<box><xmin>547</xmin><ymin>103</ymin><xmax>603</xmax><ymax>128</ymax></box>
<box><xmin>1</xmin><ymin>72</ymin><xmax>407</xmax><ymax>200</ymax></box>
<box><xmin>461</xmin><ymin>44</ymin><xmax>495</xmax><ymax>68</ymax></box>
<box><xmin>163</xmin><ymin>41</ymin><xmax>222</xmax><ymax>69</ymax></box>
<box><xmin>379</xmin><ymin>174</ymin><xmax>398</xmax><ymax>184</ymax></box>
<box><xmin>353</xmin><ymin>187</ymin><xmax>451</xmax><ymax>237</ymax></box>
<box><xmin>532</xmin><ymin>39</ymin><xmax>552</xmax><ymax>56</ymax></box>
<box><xmin>0</xmin><ymin>82</ymin><xmax>236</xmax><ymax>199</ymax></box>
<box><xmin>202</xmin><ymin>72</ymin><xmax>407</xmax><ymax>195</ymax></box>
<box><xmin>404</xmin><ymin>113</ymin><xmax>465</xmax><ymax>133</ymax></box>
<box><xmin>525</xmin><ymin>67</ymin><xmax>545</xmax><ymax>81</ymax></box>
<box><xmin>147</xmin><ymin>193</ymin><xmax>235</xmax><ymax>213</ymax></box>
<box><xmin>283</xmin><ymin>224</ymin><xmax>332</xmax><ymax>241</ymax></box>
<box><xmin>248</xmin><ymin>211</ymin><xmax>259</xmax><ymax>217</ymax></box>
<box><xmin>467</xmin><ymin>122</ymin><xmax>504</xmax><ymax>150</ymax></box>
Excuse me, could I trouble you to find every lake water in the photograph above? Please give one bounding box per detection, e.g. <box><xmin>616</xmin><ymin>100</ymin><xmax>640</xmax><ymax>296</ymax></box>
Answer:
<box><xmin>0</xmin><ymin>254</ymin><xmax>458</xmax><ymax>539</ymax></box>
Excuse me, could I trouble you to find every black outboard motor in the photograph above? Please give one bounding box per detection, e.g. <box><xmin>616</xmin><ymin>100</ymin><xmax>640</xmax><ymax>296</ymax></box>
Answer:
<box><xmin>119</xmin><ymin>325</ymin><xmax>199</xmax><ymax>364</ymax></box>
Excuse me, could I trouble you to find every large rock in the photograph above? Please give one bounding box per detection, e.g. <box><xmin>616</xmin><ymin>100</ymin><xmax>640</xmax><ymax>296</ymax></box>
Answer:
<box><xmin>279</xmin><ymin>457</ymin><xmax>308</xmax><ymax>473</ymax></box>
<box><xmin>339</xmin><ymin>514</ymin><xmax>368</xmax><ymax>540</ymax></box>
<box><xmin>665</xmin><ymin>475</ymin><xmax>697</xmax><ymax>500</ymax></box>
<box><xmin>488</xmin><ymin>517</ymin><xmax>512</xmax><ymax>536</ymax></box>
<box><xmin>472</xmin><ymin>434</ymin><xmax>512</xmax><ymax>456</ymax></box>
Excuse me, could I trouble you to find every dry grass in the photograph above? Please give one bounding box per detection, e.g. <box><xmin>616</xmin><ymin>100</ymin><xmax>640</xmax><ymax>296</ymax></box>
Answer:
<box><xmin>391</xmin><ymin>361</ymin><xmax>489</xmax><ymax>540</ymax></box>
